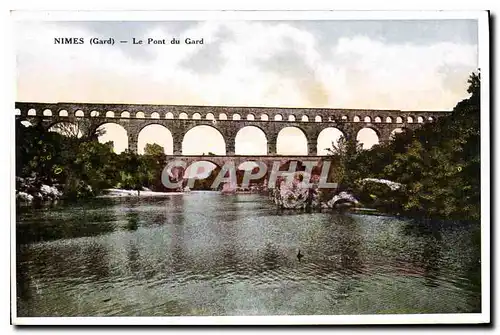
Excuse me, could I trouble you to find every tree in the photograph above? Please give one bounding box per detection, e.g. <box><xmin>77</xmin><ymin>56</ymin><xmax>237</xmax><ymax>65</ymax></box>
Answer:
<box><xmin>144</xmin><ymin>143</ymin><xmax>165</xmax><ymax>156</ymax></box>
<box><xmin>50</xmin><ymin>118</ymin><xmax>106</xmax><ymax>141</ymax></box>
<box><xmin>386</xmin><ymin>71</ymin><xmax>480</xmax><ymax>220</ymax></box>
<box><xmin>326</xmin><ymin>71</ymin><xmax>481</xmax><ymax>221</ymax></box>
<box><xmin>67</xmin><ymin>140</ymin><xmax>118</xmax><ymax>198</ymax></box>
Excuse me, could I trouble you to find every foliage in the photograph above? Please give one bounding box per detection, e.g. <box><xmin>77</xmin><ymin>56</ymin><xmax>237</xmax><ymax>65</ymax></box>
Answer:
<box><xmin>16</xmin><ymin>119</ymin><xmax>170</xmax><ymax>199</ymax></box>
<box><xmin>329</xmin><ymin>71</ymin><xmax>481</xmax><ymax>221</ymax></box>
<box><xmin>144</xmin><ymin>143</ymin><xmax>165</xmax><ymax>156</ymax></box>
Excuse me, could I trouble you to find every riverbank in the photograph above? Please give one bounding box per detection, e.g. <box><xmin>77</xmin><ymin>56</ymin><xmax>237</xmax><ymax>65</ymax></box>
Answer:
<box><xmin>16</xmin><ymin>177</ymin><xmax>62</xmax><ymax>203</ymax></box>
<box><xmin>98</xmin><ymin>188</ymin><xmax>184</xmax><ymax>198</ymax></box>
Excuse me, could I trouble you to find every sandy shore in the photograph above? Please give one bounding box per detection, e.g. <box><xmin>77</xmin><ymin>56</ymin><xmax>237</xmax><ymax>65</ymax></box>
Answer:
<box><xmin>98</xmin><ymin>188</ymin><xmax>185</xmax><ymax>198</ymax></box>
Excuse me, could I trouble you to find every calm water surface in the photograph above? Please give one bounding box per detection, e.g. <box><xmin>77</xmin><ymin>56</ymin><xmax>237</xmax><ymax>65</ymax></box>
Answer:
<box><xmin>16</xmin><ymin>192</ymin><xmax>481</xmax><ymax>316</ymax></box>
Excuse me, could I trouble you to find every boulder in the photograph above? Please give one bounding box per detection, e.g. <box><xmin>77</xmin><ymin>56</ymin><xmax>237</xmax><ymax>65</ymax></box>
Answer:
<box><xmin>359</xmin><ymin>178</ymin><xmax>402</xmax><ymax>191</ymax></box>
<box><xmin>326</xmin><ymin>191</ymin><xmax>359</xmax><ymax>209</ymax></box>
<box><xmin>17</xmin><ymin>192</ymin><xmax>34</xmax><ymax>202</ymax></box>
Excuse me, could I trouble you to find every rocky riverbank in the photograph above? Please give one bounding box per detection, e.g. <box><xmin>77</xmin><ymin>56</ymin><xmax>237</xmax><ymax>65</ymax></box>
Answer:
<box><xmin>269</xmin><ymin>171</ymin><xmax>360</xmax><ymax>210</ymax></box>
<box><xmin>16</xmin><ymin>177</ymin><xmax>62</xmax><ymax>203</ymax></box>
<box><xmin>268</xmin><ymin>172</ymin><xmax>407</xmax><ymax>212</ymax></box>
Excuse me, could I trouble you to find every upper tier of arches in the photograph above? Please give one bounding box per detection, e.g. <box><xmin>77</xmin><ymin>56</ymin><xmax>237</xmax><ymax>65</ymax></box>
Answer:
<box><xmin>16</xmin><ymin>103</ymin><xmax>445</xmax><ymax>126</ymax></box>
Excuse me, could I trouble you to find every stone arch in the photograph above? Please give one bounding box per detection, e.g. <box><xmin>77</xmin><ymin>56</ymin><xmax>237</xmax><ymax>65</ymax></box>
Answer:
<box><xmin>246</xmin><ymin>113</ymin><xmax>255</xmax><ymax>121</ymax></box>
<box><xmin>193</xmin><ymin>112</ymin><xmax>201</xmax><ymax>120</ymax></box>
<box><xmin>364</xmin><ymin>116</ymin><xmax>371</xmax><ymax>123</ymax></box>
<box><xmin>75</xmin><ymin>110</ymin><xmax>84</xmax><ymax>118</ymax></box>
<box><xmin>428</xmin><ymin>116</ymin><xmax>435</xmax><ymax>122</ymax></box>
<box><xmin>235</xmin><ymin>126</ymin><xmax>267</xmax><ymax>155</ymax></box>
<box><xmin>315</xmin><ymin>115</ymin><xmax>322</xmax><ymax>122</ymax></box>
<box><xmin>136</xmin><ymin>111</ymin><xmax>145</xmax><ymax>118</ymax></box>
<box><xmin>417</xmin><ymin>116</ymin><xmax>424</xmax><ymax>123</ymax></box>
<box><xmin>301</xmin><ymin>115</ymin><xmax>309</xmax><ymax>122</ymax></box>
<box><xmin>219</xmin><ymin>113</ymin><xmax>228</xmax><ymax>120</ymax></box>
<box><xmin>276</xmin><ymin>159</ymin><xmax>309</xmax><ymax>175</ymax></box>
<box><xmin>165</xmin><ymin>112</ymin><xmax>174</xmax><ymax>119</ymax></box>
<box><xmin>341</xmin><ymin>115</ymin><xmax>348</xmax><ymax>121</ymax></box>
<box><xmin>261</xmin><ymin>113</ymin><xmax>269</xmax><ymax>121</ymax></box>
<box><xmin>374</xmin><ymin>116</ymin><xmax>382</xmax><ymax>123</ymax></box>
<box><xmin>21</xmin><ymin>120</ymin><xmax>32</xmax><ymax>127</ymax></box>
<box><xmin>288</xmin><ymin>115</ymin><xmax>296</xmax><ymax>121</ymax></box>
<box><xmin>15</xmin><ymin>108</ymin><xmax>21</xmax><ymax>116</ymax></box>
<box><xmin>356</xmin><ymin>127</ymin><xmax>380</xmax><ymax>150</ymax></box>
<box><xmin>96</xmin><ymin>122</ymin><xmax>128</xmax><ymax>154</ymax></box>
<box><xmin>232</xmin><ymin>113</ymin><xmax>241</xmax><ymax>121</ymax></box>
<box><xmin>182</xmin><ymin>125</ymin><xmax>226</xmax><ymax>155</ymax></box>
<box><xmin>274</xmin><ymin>114</ymin><xmax>283</xmax><ymax>121</ymax></box>
<box><xmin>179</xmin><ymin>112</ymin><xmax>189</xmax><ymax>119</ymax></box>
<box><xmin>27</xmin><ymin>109</ymin><xmax>36</xmax><ymax>116</ymax></box>
<box><xmin>59</xmin><ymin>110</ymin><xmax>68</xmax><ymax>117</ymax></box>
<box><xmin>276</xmin><ymin>126</ymin><xmax>308</xmax><ymax>155</ymax></box>
<box><xmin>43</xmin><ymin>109</ymin><xmax>52</xmax><ymax>116</ymax></box>
<box><xmin>137</xmin><ymin>124</ymin><xmax>173</xmax><ymax>155</ymax></box>
<box><xmin>121</xmin><ymin>111</ymin><xmax>130</xmax><ymax>118</ymax></box>
<box><xmin>353</xmin><ymin>116</ymin><xmax>361</xmax><ymax>122</ymax></box>
<box><xmin>237</xmin><ymin>161</ymin><xmax>262</xmax><ymax>171</ymax></box>
<box><xmin>386</xmin><ymin>116</ymin><xmax>393</xmax><ymax>123</ymax></box>
<box><xmin>317</xmin><ymin>127</ymin><xmax>345</xmax><ymax>156</ymax></box>
<box><xmin>151</xmin><ymin>112</ymin><xmax>160</xmax><ymax>119</ymax></box>
<box><xmin>206</xmin><ymin>113</ymin><xmax>215</xmax><ymax>120</ymax></box>
<box><xmin>396</xmin><ymin>116</ymin><xmax>403</xmax><ymax>123</ymax></box>
<box><xmin>182</xmin><ymin>160</ymin><xmax>223</xmax><ymax>182</ymax></box>
<box><xmin>48</xmin><ymin>122</ymin><xmax>82</xmax><ymax>138</ymax></box>
<box><xmin>106</xmin><ymin>111</ymin><xmax>115</xmax><ymax>118</ymax></box>
<box><xmin>407</xmin><ymin>116</ymin><xmax>414</xmax><ymax>123</ymax></box>
<box><xmin>90</xmin><ymin>110</ymin><xmax>99</xmax><ymax>117</ymax></box>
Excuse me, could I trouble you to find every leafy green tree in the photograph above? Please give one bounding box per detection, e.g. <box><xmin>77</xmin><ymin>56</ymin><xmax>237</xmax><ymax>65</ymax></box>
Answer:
<box><xmin>144</xmin><ymin>143</ymin><xmax>165</xmax><ymax>156</ymax></box>
<box><xmin>142</xmin><ymin>144</ymin><xmax>167</xmax><ymax>191</ymax></box>
<box><xmin>383</xmin><ymin>72</ymin><xmax>480</xmax><ymax>220</ymax></box>
<box><xmin>327</xmin><ymin>71</ymin><xmax>481</xmax><ymax>221</ymax></box>
<box><xmin>65</xmin><ymin>140</ymin><xmax>118</xmax><ymax>198</ymax></box>
<box><xmin>16</xmin><ymin>119</ymin><xmax>119</xmax><ymax>199</ymax></box>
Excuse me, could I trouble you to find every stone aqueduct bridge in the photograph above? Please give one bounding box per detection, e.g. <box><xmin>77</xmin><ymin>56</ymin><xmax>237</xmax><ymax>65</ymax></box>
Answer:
<box><xmin>15</xmin><ymin>102</ymin><xmax>448</xmax><ymax>156</ymax></box>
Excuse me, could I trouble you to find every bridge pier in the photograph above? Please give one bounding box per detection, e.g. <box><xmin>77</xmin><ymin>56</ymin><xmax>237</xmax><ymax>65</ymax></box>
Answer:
<box><xmin>128</xmin><ymin>133</ymin><xmax>138</xmax><ymax>153</ymax></box>
<box><xmin>378</xmin><ymin>127</ymin><xmax>394</xmax><ymax>144</ymax></box>
<box><xmin>173</xmin><ymin>138</ymin><xmax>183</xmax><ymax>155</ymax></box>
<box><xmin>267</xmin><ymin>141</ymin><xmax>276</xmax><ymax>155</ymax></box>
<box><xmin>308</xmin><ymin>140</ymin><xmax>318</xmax><ymax>156</ymax></box>
<box><xmin>226</xmin><ymin>142</ymin><xmax>235</xmax><ymax>156</ymax></box>
<box><xmin>340</xmin><ymin>127</ymin><xmax>358</xmax><ymax>145</ymax></box>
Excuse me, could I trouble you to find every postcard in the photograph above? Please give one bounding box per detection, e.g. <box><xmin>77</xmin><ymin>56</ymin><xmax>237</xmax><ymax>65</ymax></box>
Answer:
<box><xmin>11</xmin><ymin>10</ymin><xmax>490</xmax><ymax>325</ymax></box>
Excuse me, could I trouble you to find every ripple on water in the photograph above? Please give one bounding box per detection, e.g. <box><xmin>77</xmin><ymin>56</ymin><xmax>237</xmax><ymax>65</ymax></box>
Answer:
<box><xmin>16</xmin><ymin>194</ymin><xmax>482</xmax><ymax>316</ymax></box>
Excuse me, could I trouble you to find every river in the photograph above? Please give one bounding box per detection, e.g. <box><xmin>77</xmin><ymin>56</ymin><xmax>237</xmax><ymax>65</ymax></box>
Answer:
<box><xmin>16</xmin><ymin>192</ymin><xmax>481</xmax><ymax>316</ymax></box>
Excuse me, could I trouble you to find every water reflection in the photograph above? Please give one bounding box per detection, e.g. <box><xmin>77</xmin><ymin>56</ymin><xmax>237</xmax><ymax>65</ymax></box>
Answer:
<box><xmin>85</xmin><ymin>243</ymin><xmax>111</xmax><ymax>281</ymax></box>
<box><xmin>16</xmin><ymin>194</ymin><xmax>481</xmax><ymax>316</ymax></box>
<box><xmin>336</xmin><ymin>214</ymin><xmax>363</xmax><ymax>273</ymax></box>
<box><xmin>400</xmin><ymin>220</ymin><xmax>443</xmax><ymax>287</ymax></box>
<box><xmin>421</xmin><ymin>234</ymin><xmax>442</xmax><ymax>288</ymax></box>
<box><xmin>262</xmin><ymin>243</ymin><xmax>280</xmax><ymax>271</ymax></box>
<box><xmin>465</xmin><ymin>228</ymin><xmax>482</xmax><ymax>312</ymax></box>
<box><xmin>125</xmin><ymin>211</ymin><xmax>139</xmax><ymax>231</ymax></box>
<box><xmin>127</xmin><ymin>241</ymin><xmax>141</xmax><ymax>276</ymax></box>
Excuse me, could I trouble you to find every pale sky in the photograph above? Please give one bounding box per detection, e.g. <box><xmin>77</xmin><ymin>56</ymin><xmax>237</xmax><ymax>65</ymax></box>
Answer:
<box><xmin>16</xmin><ymin>20</ymin><xmax>478</xmax><ymax>157</ymax></box>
